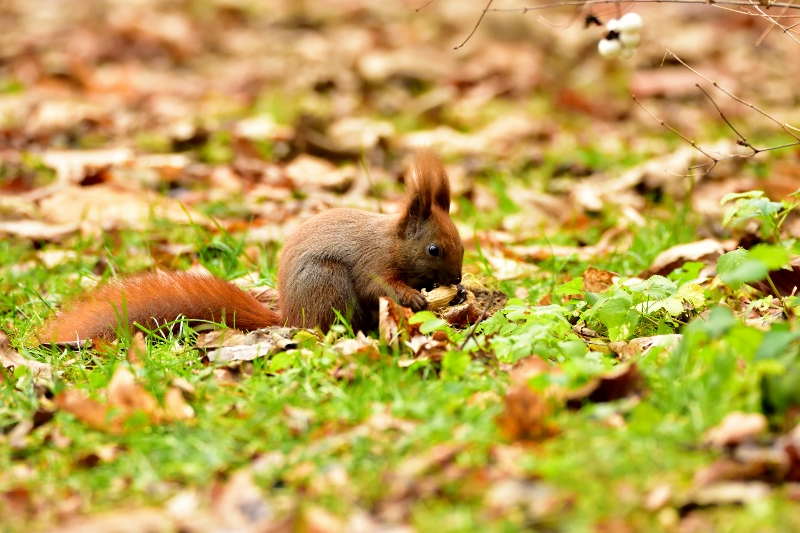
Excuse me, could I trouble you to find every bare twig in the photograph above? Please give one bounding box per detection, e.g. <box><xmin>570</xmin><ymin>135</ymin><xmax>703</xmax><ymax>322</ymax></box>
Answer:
<box><xmin>486</xmin><ymin>0</ymin><xmax>800</xmax><ymax>13</ymax></box>
<box><xmin>415</xmin><ymin>0</ymin><xmax>437</xmax><ymax>12</ymax></box>
<box><xmin>665</xmin><ymin>48</ymin><xmax>800</xmax><ymax>142</ymax></box>
<box><xmin>750</xmin><ymin>0</ymin><xmax>800</xmax><ymax>44</ymax></box>
<box><xmin>455</xmin><ymin>0</ymin><xmax>494</xmax><ymax>50</ymax></box>
<box><xmin>631</xmin><ymin>94</ymin><xmax>721</xmax><ymax>170</ymax></box>
<box><xmin>459</xmin><ymin>294</ymin><xmax>495</xmax><ymax>351</ymax></box>
<box><xmin>755</xmin><ymin>0</ymin><xmax>793</xmax><ymax>45</ymax></box>
<box><xmin>632</xmin><ymin>52</ymin><xmax>800</xmax><ymax>176</ymax></box>
<box><xmin>695</xmin><ymin>84</ymin><xmax>752</xmax><ymax>148</ymax></box>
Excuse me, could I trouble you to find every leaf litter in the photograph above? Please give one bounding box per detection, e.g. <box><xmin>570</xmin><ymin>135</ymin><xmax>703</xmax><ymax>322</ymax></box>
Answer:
<box><xmin>3</xmin><ymin>0</ymin><xmax>800</xmax><ymax>530</ymax></box>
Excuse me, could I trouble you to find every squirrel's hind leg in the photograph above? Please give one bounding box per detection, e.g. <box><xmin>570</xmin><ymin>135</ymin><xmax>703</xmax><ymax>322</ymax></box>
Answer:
<box><xmin>281</xmin><ymin>260</ymin><xmax>360</xmax><ymax>332</ymax></box>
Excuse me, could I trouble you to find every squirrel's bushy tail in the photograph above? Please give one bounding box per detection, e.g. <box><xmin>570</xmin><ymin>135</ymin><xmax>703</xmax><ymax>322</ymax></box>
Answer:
<box><xmin>40</xmin><ymin>271</ymin><xmax>280</xmax><ymax>342</ymax></box>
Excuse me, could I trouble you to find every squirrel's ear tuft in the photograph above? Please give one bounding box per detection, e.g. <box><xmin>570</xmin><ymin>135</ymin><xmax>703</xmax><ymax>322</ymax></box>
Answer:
<box><xmin>399</xmin><ymin>149</ymin><xmax>451</xmax><ymax>238</ymax></box>
<box><xmin>408</xmin><ymin>149</ymin><xmax>450</xmax><ymax>210</ymax></box>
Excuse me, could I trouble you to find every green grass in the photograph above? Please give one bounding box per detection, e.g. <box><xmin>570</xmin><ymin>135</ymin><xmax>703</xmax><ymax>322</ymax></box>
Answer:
<box><xmin>2</xmin><ymin>197</ymin><xmax>799</xmax><ymax>532</ymax></box>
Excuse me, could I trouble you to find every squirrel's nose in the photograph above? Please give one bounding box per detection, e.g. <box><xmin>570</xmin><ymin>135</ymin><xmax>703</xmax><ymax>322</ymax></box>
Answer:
<box><xmin>451</xmin><ymin>273</ymin><xmax>462</xmax><ymax>285</ymax></box>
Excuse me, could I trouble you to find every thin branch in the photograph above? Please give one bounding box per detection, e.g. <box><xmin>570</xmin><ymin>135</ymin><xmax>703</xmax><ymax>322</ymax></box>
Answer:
<box><xmin>755</xmin><ymin>0</ymin><xmax>793</xmax><ymax>45</ymax></box>
<box><xmin>454</xmin><ymin>0</ymin><xmax>494</xmax><ymax>50</ymax></box>
<box><xmin>631</xmin><ymin>95</ymin><xmax>719</xmax><ymax>162</ymax></box>
<box><xmin>695</xmin><ymin>84</ymin><xmax>753</xmax><ymax>149</ymax></box>
<box><xmin>415</xmin><ymin>0</ymin><xmax>437</xmax><ymax>12</ymax></box>
<box><xmin>459</xmin><ymin>294</ymin><xmax>495</xmax><ymax>351</ymax></box>
<box><xmin>665</xmin><ymin>49</ymin><xmax>800</xmax><ymax>142</ymax></box>
<box><xmin>486</xmin><ymin>0</ymin><xmax>800</xmax><ymax>13</ymax></box>
<box><xmin>632</xmin><ymin>95</ymin><xmax>720</xmax><ymax>176</ymax></box>
<box><xmin>750</xmin><ymin>0</ymin><xmax>800</xmax><ymax>44</ymax></box>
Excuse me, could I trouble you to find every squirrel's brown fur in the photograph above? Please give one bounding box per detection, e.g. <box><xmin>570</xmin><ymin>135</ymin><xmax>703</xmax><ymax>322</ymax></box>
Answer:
<box><xmin>40</xmin><ymin>151</ymin><xmax>463</xmax><ymax>342</ymax></box>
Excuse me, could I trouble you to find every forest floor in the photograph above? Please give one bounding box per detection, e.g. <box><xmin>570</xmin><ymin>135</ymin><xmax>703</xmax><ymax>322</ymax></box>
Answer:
<box><xmin>3</xmin><ymin>0</ymin><xmax>800</xmax><ymax>531</ymax></box>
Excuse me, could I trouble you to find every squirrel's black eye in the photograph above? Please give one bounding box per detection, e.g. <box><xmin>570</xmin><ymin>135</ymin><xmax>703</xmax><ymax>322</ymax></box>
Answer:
<box><xmin>427</xmin><ymin>244</ymin><xmax>440</xmax><ymax>257</ymax></box>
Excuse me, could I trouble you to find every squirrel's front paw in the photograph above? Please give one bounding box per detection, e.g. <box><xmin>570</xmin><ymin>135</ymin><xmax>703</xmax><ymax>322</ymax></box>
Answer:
<box><xmin>402</xmin><ymin>291</ymin><xmax>428</xmax><ymax>312</ymax></box>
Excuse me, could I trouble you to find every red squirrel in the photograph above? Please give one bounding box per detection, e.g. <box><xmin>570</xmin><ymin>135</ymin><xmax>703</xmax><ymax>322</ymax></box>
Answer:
<box><xmin>40</xmin><ymin>151</ymin><xmax>464</xmax><ymax>342</ymax></box>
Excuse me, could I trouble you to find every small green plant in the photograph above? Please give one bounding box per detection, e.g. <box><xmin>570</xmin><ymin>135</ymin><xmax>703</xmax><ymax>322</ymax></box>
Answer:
<box><xmin>716</xmin><ymin>190</ymin><xmax>799</xmax><ymax>310</ymax></box>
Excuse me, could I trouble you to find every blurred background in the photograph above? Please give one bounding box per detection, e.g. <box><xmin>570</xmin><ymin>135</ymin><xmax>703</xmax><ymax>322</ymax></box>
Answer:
<box><xmin>1</xmin><ymin>0</ymin><xmax>799</xmax><ymax>257</ymax></box>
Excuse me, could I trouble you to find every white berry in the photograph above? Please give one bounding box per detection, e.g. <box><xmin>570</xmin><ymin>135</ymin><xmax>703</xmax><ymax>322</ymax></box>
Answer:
<box><xmin>620</xmin><ymin>47</ymin><xmax>635</xmax><ymax>59</ymax></box>
<box><xmin>618</xmin><ymin>12</ymin><xmax>643</xmax><ymax>33</ymax></box>
<box><xmin>620</xmin><ymin>32</ymin><xmax>641</xmax><ymax>48</ymax></box>
<box><xmin>606</xmin><ymin>18</ymin><xmax>620</xmax><ymax>32</ymax></box>
<box><xmin>598</xmin><ymin>38</ymin><xmax>622</xmax><ymax>58</ymax></box>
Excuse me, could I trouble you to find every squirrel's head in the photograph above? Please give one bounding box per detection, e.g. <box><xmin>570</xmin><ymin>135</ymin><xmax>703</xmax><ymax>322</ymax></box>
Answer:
<box><xmin>397</xmin><ymin>151</ymin><xmax>464</xmax><ymax>290</ymax></box>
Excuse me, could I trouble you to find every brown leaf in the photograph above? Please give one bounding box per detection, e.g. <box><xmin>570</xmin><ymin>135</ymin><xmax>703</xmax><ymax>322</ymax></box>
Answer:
<box><xmin>41</xmin><ymin>508</ymin><xmax>173</xmax><ymax>533</ymax></box>
<box><xmin>203</xmin><ymin>327</ymin><xmax>299</xmax><ymax>362</ymax></box>
<box><xmin>284</xmin><ymin>154</ymin><xmax>355</xmax><ymax>193</ymax></box>
<box><xmin>211</xmin><ymin>469</ymin><xmax>276</xmax><ymax>531</ymax></box>
<box><xmin>41</xmin><ymin>148</ymin><xmax>133</xmax><ymax>184</ymax></box>
<box><xmin>127</xmin><ymin>332</ymin><xmax>146</xmax><ymax>368</ymax></box>
<box><xmin>693</xmin><ymin>458</ymin><xmax>768</xmax><ymax>488</ymax></box>
<box><xmin>687</xmin><ymin>481</ymin><xmax>771</xmax><ymax>507</ymax></box>
<box><xmin>38</xmin><ymin>183</ymin><xmax>207</xmax><ymax>232</ymax></box>
<box><xmin>332</xmin><ymin>331</ymin><xmax>380</xmax><ymax>360</ymax></box>
<box><xmin>703</xmin><ymin>411</ymin><xmax>767</xmax><ymax>448</ymax></box>
<box><xmin>496</xmin><ymin>385</ymin><xmax>558</xmax><ymax>442</ymax></box>
<box><xmin>248</xmin><ymin>286</ymin><xmax>280</xmax><ymax>311</ymax></box>
<box><xmin>378</xmin><ymin>296</ymin><xmax>416</xmax><ymax>345</ymax></box>
<box><xmin>0</xmin><ymin>332</ymin><xmax>53</xmax><ymax>380</ymax></box>
<box><xmin>644</xmin><ymin>239</ymin><xmax>730</xmax><ymax>277</ymax></box>
<box><xmin>163</xmin><ymin>387</ymin><xmax>195</xmax><ymax>421</ymax></box>
<box><xmin>582</xmin><ymin>266</ymin><xmax>616</xmax><ymax>293</ymax></box>
<box><xmin>485</xmin><ymin>479</ymin><xmax>570</xmax><ymax>521</ymax></box>
<box><xmin>107</xmin><ymin>366</ymin><xmax>159</xmax><ymax>418</ymax></box>
<box><xmin>643</xmin><ymin>483</ymin><xmax>673</xmax><ymax>511</ymax></box>
<box><xmin>441</xmin><ymin>301</ymin><xmax>485</xmax><ymax>328</ymax></box>
<box><xmin>54</xmin><ymin>389</ymin><xmax>124</xmax><ymax>434</ymax></box>
<box><xmin>608</xmin><ymin>334</ymin><xmax>682</xmax><ymax>360</ymax></box>
<box><xmin>752</xmin><ymin>256</ymin><xmax>800</xmax><ymax>297</ymax></box>
<box><xmin>0</xmin><ymin>220</ymin><xmax>80</xmax><ymax>242</ymax></box>
<box><xmin>565</xmin><ymin>363</ymin><xmax>646</xmax><ymax>408</ymax></box>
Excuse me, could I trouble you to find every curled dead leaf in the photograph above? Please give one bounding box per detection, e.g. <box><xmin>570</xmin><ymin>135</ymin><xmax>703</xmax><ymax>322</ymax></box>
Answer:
<box><xmin>378</xmin><ymin>296</ymin><xmax>416</xmax><ymax>345</ymax></box>
<box><xmin>565</xmin><ymin>363</ymin><xmax>646</xmax><ymax>408</ymax></box>
<box><xmin>55</xmin><ymin>389</ymin><xmax>125</xmax><ymax>434</ymax></box>
<box><xmin>703</xmin><ymin>412</ymin><xmax>767</xmax><ymax>448</ymax></box>
<box><xmin>608</xmin><ymin>334</ymin><xmax>682</xmax><ymax>360</ymax></box>
<box><xmin>644</xmin><ymin>238</ymin><xmax>730</xmax><ymax>277</ymax></box>
<box><xmin>582</xmin><ymin>266</ymin><xmax>617</xmax><ymax>293</ymax></box>
<box><xmin>1</xmin><ymin>332</ymin><xmax>53</xmax><ymax>380</ymax></box>
<box><xmin>496</xmin><ymin>385</ymin><xmax>558</xmax><ymax>442</ymax></box>
<box><xmin>333</xmin><ymin>331</ymin><xmax>380</xmax><ymax>360</ymax></box>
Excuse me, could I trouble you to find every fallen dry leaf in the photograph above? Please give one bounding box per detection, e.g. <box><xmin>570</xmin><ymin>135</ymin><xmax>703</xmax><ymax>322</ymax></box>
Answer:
<box><xmin>107</xmin><ymin>366</ymin><xmax>159</xmax><ymax>417</ymax></box>
<box><xmin>37</xmin><ymin>182</ymin><xmax>207</xmax><ymax>231</ymax></box>
<box><xmin>332</xmin><ymin>331</ymin><xmax>380</xmax><ymax>360</ymax></box>
<box><xmin>687</xmin><ymin>481</ymin><xmax>771</xmax><ymax>507</ymax></box>
<box><xmin>644</xmin><ymin>238</ymin><xmax>731</xmax><ymax>277</ymax></box>
<box><xmin>0</xmin><ymin>220</ymin><xmax>80</xmax><ymax>242</ymax></box>
<box><xmin>565</xmin><ymin>363</ymin><xmax>646</xmax><ymax>408</ymax></box>
<box><xmin>608</xmin><ymin>334</ymin><xmax>682</xmax><ymax>360</ymax></box>
<box><xmin>54</xmin><ymin>389</ymin><xmax>126</xmax><ymax>434</ymax></box>
<box><xmin>163</xmin><ymin>387</ymin><xmax>195</xmax><ymax>421</ymax></box>
<box><xmin>210</xmin><ymin>469</ymin><xmax>277</xmax><ymax>531</ymax></box>
<box><xmin>41</xmin><ymin>148</ymin><xmax>134</xmax><ymax>184</ymax></box>
<box><xmin>485</xmin><ymin>479</ymin><xmax>571</xmax><ymax>521</ymax></box>
<box><xmin>703</xmin><ymin>411</ymin><xmax>768</xmax><ymax>448</ymax></box>
<box><xmin>582</xmin><ymin>266</ymin><xmax>617</xmax><ymax>293</ymax></box>
<box><xmin>203</xmin><ymin>327</ymin><xmax>300</xmax><ymax>362</ymax></box>
<box><xmin>41</xmin><ymin>508</ymin><xmax>173</xmax><ymax>533</ymax></box>
<box><xmin>0</xmin><ymin>331</ymin><xmax>53</xmax><ymax>380</ymax></box>
<box><xmin>378</xmin><ymin>296</ymin><xmax>417</xmax><ymax>345</ymax></box>
<box><xmin>496</xmin><ymin>384</ymin><xmax>558</xmax><ymax>442</ymax></box>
